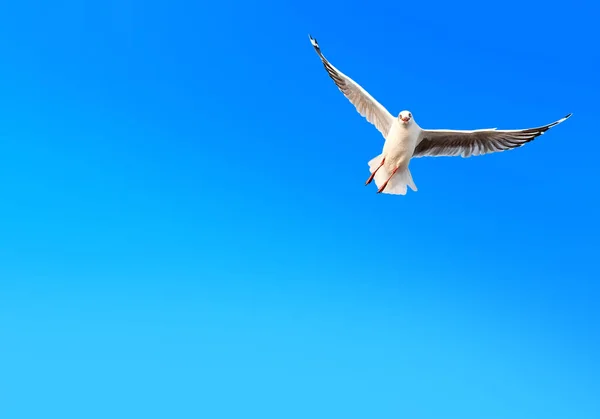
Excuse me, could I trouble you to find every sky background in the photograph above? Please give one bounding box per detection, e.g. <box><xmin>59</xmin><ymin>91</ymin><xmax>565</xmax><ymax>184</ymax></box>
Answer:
<box><xmin>1</xmin><ymin>1</ymin><xmax>599</xmax><ymax>418</ymax></box>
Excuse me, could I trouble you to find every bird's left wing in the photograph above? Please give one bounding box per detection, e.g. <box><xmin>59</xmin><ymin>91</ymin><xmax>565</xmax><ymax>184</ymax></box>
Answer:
<box><xmin>413</xmin><ymin>114</ymin><xmax>572</xmax><ymax>158</ymax></box>
<box><xmin>309</xmin><ymin>35</ymin><xmax>395</xmax><ymax>139</ymax></box>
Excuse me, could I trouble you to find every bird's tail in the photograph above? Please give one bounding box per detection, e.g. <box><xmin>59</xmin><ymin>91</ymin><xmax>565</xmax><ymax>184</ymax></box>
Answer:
<box><xmin>368</xmin><ymin>155</ymin><xmax>417</xmax><ymax>195</ymax></box>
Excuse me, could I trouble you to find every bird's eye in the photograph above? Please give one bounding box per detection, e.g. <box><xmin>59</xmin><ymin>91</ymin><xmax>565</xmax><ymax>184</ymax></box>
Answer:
<box><xmin>409</xmin><ymin>113</ymin><xmax>412</xmax><ymax>118</ymax></box>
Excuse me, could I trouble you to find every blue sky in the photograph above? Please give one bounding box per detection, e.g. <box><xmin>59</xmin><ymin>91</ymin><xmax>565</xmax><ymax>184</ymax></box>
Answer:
<box><xmin>1</xmin><ymin>1</ymin><xmax>599</xmax><ymax>418</ymax></box>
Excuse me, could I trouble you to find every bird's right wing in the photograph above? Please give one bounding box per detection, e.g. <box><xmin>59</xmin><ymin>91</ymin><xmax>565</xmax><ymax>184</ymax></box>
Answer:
<box><xmin>309</xmin><ymin>35</ymin><xmax>395</xmax><ymax>139</ymax></box>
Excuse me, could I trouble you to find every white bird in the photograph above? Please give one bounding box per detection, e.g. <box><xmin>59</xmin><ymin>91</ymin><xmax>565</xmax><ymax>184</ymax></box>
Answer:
<box><xmin>309</xmin><ymin>35</ymin><xmax>572</xmax><ymax>195</ymax></box>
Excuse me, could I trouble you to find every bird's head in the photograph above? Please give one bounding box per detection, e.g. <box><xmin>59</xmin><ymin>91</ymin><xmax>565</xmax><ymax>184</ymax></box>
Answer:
<box><xmin>398</xmin><ymin>110</ymin><xmax>412</xmax><ymax>125</ymax></box>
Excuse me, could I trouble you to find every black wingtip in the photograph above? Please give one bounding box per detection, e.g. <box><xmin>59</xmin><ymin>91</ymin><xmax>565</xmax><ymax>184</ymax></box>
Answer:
<box><xmin>557</xmin><ymin>113</ymin><xmax>573</xmax><ymax>125</ymax></box>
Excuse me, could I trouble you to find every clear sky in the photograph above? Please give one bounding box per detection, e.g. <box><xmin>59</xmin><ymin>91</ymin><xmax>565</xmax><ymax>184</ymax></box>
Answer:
<box><xmin>1</xmin><ymin>1</ymin><xmax>599</xmax><ymax>418</ymax></box>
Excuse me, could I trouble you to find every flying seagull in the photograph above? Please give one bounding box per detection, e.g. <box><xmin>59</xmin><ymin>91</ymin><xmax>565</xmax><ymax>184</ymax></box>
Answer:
<box><xmin>308</xmin><ymin>35</ymin><xmax>572</xmax><ymax>195</ymax></box>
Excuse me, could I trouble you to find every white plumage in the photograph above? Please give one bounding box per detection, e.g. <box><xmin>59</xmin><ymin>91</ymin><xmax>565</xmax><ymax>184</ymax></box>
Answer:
<box><xmin>309</xmin><ymin>35</ymin><xmax>572</xmax><ymax>195</ymax></box>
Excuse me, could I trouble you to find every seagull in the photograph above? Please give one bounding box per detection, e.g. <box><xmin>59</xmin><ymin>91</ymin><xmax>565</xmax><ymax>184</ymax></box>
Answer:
<box><xmin>308</xmin><ymin>35</ymin><xmax>572</xmax><ymax>195</ymax></box>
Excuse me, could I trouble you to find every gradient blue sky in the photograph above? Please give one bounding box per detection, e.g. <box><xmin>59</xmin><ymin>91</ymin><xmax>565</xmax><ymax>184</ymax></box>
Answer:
<box><xmin>1</xmin><ymin>1</ymin><xmax>599</xmax><ymax>418</ymax></box>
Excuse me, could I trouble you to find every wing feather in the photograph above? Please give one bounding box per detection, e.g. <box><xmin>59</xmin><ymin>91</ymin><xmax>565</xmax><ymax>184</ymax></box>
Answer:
<box><xmin>309</xmin><ymin>35</ymin><xmax>395</xmax><ymax>139</ymax></box>
<box><xmin>413</xmin><ymin>114</ymin><xmax>572</xmax><ymax>158</ymax></box>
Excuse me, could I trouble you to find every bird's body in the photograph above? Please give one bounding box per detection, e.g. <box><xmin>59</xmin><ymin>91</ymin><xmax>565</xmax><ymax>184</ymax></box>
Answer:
<box><xmin>369</xmin><ymin>117</ymin><xmax>421</xmax><ymax>194</ymax></box>
<box><xmin>308</xmin><ymin>34</ymin><xmax>572</xmax><ymax>196</ymax></box>
<box><xmin>383</xmin><ymin>118</ymin><xmax>419</xmax><ymax>169</ymax></box>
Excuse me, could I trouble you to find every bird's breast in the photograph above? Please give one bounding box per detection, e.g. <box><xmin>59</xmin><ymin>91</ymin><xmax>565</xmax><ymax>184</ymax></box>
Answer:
<box><xmin>383</xmin><ymin>125</ymin><xmax>419</xmax><ymax>167</ymax></box>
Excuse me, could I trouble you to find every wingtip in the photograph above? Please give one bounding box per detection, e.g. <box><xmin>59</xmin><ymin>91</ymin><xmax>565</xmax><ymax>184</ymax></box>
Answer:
<box><xmin>558</xmin><ymin>113</ymin><xmax>573</xmax><ymax>123</ymax></box>
<box><xmin>308</xmin><ymin>34</ymin><xmax>318</xmax><ymax>48</ymax></box>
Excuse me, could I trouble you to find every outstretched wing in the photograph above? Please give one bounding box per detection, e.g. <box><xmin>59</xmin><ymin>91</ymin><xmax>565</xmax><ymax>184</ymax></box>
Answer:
<box><xmin>413</xmin><ymin>114</ymin><xmax>572</xmax><ymax>158</ymax></box>
<box><xmin>309</xmin><ymin>35</ymin><xmax>395</xmax><ymax>139</ymax></box>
